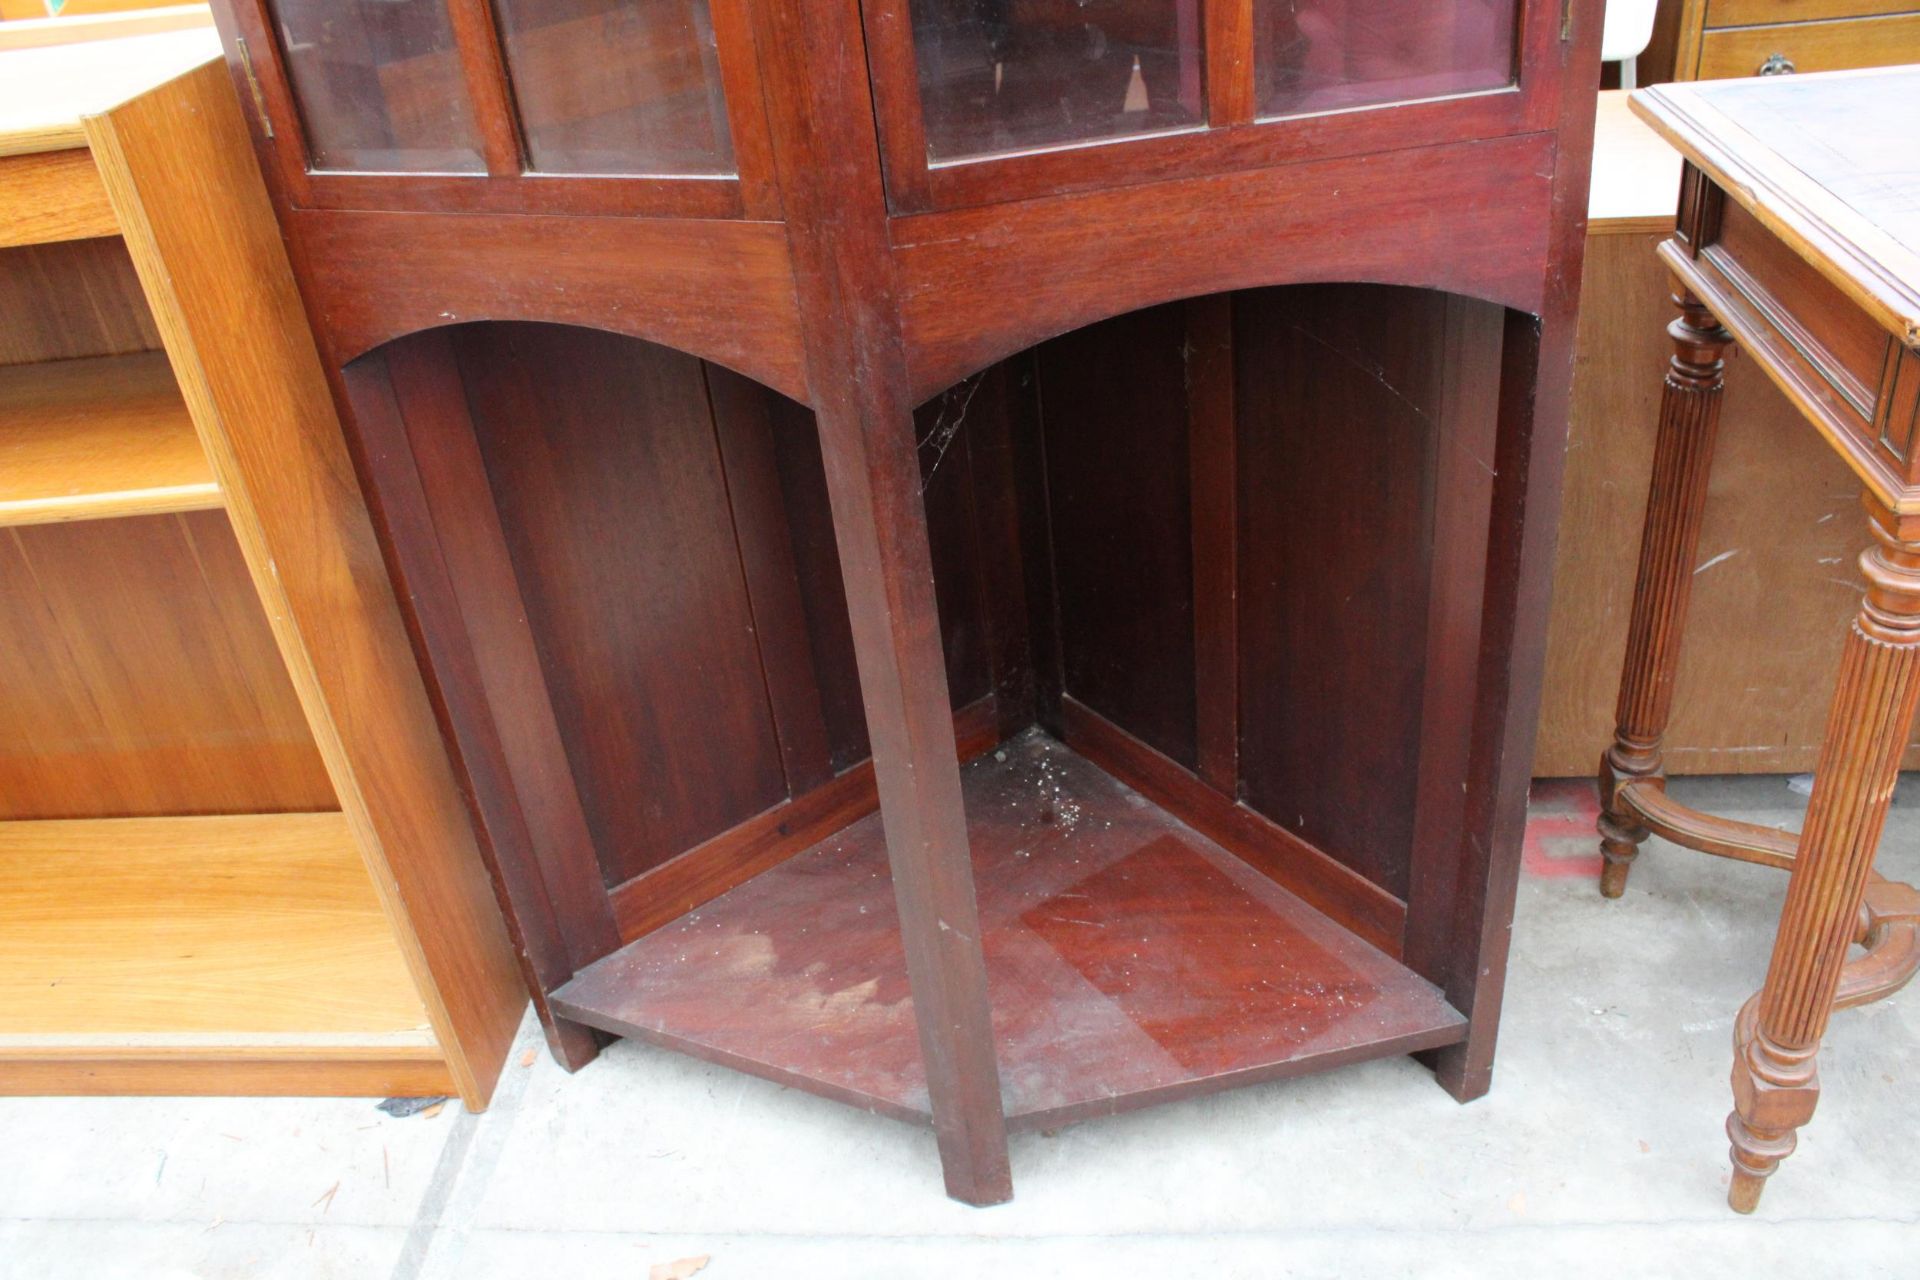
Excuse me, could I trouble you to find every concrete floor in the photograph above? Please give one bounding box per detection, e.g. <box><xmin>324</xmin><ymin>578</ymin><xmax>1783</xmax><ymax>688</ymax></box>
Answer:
<box><xmin>4</xmin><ymin>776</ymin><xmax>1916</xmax><ymax>1279</ymax></box>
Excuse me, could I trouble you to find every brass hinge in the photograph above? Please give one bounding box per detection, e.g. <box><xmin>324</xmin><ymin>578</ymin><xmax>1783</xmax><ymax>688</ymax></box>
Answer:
<box><xmin>235</xmin><ymin>36</ymin><xmax>275</xmax><ymax>140</ymax></box>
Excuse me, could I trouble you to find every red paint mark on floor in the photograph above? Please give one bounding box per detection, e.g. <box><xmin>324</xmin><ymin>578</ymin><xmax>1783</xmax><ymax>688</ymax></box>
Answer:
<box><xmin>1523</xmin><ymin>779</ymin><xmax>1605</xmax><ymax>879</ymax></box>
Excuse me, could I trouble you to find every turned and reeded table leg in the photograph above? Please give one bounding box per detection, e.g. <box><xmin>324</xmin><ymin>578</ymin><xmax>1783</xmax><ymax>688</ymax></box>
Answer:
<box><xmin>1598</xmin><ymin>288</ymin><xmax>1920</xmax><ymax>1213</ymax></box>
<box><xmin>1598</xmin><ymin>290</ymin><xmax>1733</xmax><ymax>898</ymax></box>
<box><xmin>1595</xmin><ymin>64</ymin><xmax>1920</xmax><ymax>1217</ymax></box>
<box><xmin>1725</xmin><ymin>507</ymin><xmax>1920</xmax><ymax>1211</ymax></box>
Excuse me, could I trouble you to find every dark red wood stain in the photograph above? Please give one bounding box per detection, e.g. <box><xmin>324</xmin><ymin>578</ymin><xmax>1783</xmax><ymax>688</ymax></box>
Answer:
<box><xmin>1235</xmin><ymin>285</ymin><xmax>1452</xmax><ymax>900</ymax></box>
<box><xmin>762</xmin><ymin>393</ymin><xmax>874</xmax><ymax>771</ymax></box>
<box><xmin>456</xmin><ymin>324</ymin><xmax>790</xmax><ymax>887</ymax></box>
<box><xmin>914</xmin><ymin>379</ymin><xmax>995</xmax><ymax>708</ymax></box>
<box><xmin>1035</xmin><ymin>303</ymin><xmax>1198</xmax><ymax>768</ymax></box>
<box><xmin>1020</xmin><ymin>838</ymin><xmax>1364</xmax><ymax>1075</ymax></box>
<box><xmin>553</xmin><ymin>733</ymin><xmax>1464</xmax><ymax>1129</ymax></box>
<box><xmin>220</xmin><ymin>0</ymin><xmax>1601</xmax><ymax>1200</ymax></box>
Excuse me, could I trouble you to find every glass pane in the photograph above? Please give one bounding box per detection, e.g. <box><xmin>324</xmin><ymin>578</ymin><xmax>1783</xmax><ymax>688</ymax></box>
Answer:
<box><xmin>270</xmin><ymin>0</ymin><xmax>485</xmax><ymax>173</ymax></box>
<box><xmin>1253</xmin><ymin>1</ymin><xmax>1517</xmax><ymax>119</ymax></box>
<box><xmin>493</xmin><ymin>0</ymin><xmax>735</xmax><ymax>175</ymax></box>
<box><xmin>910</xmin><ymin>0</ymin><xmax>1205</xmax><ymax>162</ymax></box>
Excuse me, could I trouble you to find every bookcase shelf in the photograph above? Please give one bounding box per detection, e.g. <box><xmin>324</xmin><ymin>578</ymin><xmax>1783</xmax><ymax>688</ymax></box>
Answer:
<box><xmin>556</xmin><ymin>734</ymin><xmax>1465</xmax><ymax>1131</ymax></box>
<box><xmin>0</xmin><ymin>351</ymin><xmax>219</xmax><ymax>526</ymax></box>
<box><xmin>0</xmin><ymin>812</ymin><xmax>443</xmax><ymax>1095</ymax></box>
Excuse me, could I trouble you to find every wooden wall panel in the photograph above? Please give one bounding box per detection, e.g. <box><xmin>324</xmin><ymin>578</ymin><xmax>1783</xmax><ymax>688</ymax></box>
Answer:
<box><xmin>1235</xmin><ymin>285</ymin><xmax>1446</xmax><ymax>900</ymax></box>
<box><xmin>358</xmin><ymin>315</ymin><xmax>1017</xmax><ymax>953</ymax></box>
<box><xmin>454</xmin><ymin>323</ymin><xmax>788</xmax><ymax>886</ymax></box>
<box><xmin>0</xmin><ymin>511</ymin><xmax>336</xmax><ymax>818</ymax></box>
<box><xmin>1533</xmin><ymin>231</ymin><xmax>1901</xmax><ymax>777</ymax></box>
<box><xmin>968</xmin><ymin>356</ymin><xmax>1046</xmax><ymax>738</ymax></box>
<box><xmin>1034</xmin><ymin>303</ymin><xmax>1198</xmax><ymax>767</ymax></box>
<box><xmin>764</xmin><ymin>391</ymin><xmax>872</xmax><ymax>770</ymax></box>
<box><xmin>1186</xmin><ymin>294</ymin><xmax>1240</xmax><ymax>795</ymax></box>
<box><xmin>916</xmin><ymin>378</ymin><xmax>995</xmax><ymax>710</ymax></box>
<box><xmin>0</xmin><ymin>237</ymin><xmax>157</xmax><ymax>364</ymax></box>
<box><xmin>708</xmin><ymin>365</ymin><xmax>838</xmax><ymax>795</ymax></box>
<box><xmin>765</xmin><ymin>370</ymin><xmax>1010</xmax><ymax>768</ymax></box>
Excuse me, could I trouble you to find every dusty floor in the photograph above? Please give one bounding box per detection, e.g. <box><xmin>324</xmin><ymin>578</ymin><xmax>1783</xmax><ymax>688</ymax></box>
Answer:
<box><xmin>3</xmin><ymin>775</ymin><xmax>1916</xmax><ymax>1279</ymax></box>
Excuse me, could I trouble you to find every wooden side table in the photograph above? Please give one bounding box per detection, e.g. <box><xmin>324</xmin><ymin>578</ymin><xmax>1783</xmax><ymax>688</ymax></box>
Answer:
<box><xmin>1601</xmin><ymin>66</ymin><xmax>1920</xmax><ymax>1212</ymax></box>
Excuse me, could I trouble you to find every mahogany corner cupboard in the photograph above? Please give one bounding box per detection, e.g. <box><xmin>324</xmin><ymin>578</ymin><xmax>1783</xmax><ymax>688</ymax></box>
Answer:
<box><xmin>206</xmin><ymin>0</ymin><xmax>1603</xmax><ymax>1203</ymax></box>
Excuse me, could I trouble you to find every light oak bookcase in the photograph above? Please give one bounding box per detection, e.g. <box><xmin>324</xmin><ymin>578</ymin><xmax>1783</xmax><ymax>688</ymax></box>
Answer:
<box><xmin>0</xmin><ymin>11</ymin><xmax>525</xmax><ymax>1104</ymax></box>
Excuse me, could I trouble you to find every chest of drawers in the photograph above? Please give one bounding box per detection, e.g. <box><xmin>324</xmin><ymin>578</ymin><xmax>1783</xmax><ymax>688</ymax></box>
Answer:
<box><xmin>1654</xmin><ymin>0</ymin><xmax>1920</xmax><ymax>81</ymax></box>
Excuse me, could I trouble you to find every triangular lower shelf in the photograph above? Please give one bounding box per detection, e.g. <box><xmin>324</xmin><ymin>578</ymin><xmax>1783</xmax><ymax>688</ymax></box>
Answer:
<box><xmin>553</xmin><ymin>732</ymin><xmax>1466</xmax><ymax>1132</ymax></box>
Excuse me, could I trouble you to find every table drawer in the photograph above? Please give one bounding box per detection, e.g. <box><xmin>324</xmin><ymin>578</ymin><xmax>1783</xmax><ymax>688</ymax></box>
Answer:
<box><xmin>1708</xmin><ymin>0</ymin><xmax>1917</xmax><ymax>25</ymax></box>
<box><xmin>1687</xmin><ymin>194</ymin><xmax>1920</xmax><ymax>488</ymax></box>
<box><xmin>1710</xmin><ymin>199</ymin><xmax>1889</xmax><ymax>417</ymax></box>
<box><xmin>1696</xmin><ymin>13</ymin><xmax>1920</xmax><ymax>79</ymax></box>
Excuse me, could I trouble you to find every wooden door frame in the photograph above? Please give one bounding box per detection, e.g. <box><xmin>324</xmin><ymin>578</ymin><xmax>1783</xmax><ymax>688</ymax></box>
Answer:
<box><xmin>209</xmin><ymin>0</ymin><xmax>782</xmax><ymax>219</ymax></box>
<box><xmin>859</xmin><ymin>0</ymin><xmax>1571</xmax><ymax>213</ymax></box>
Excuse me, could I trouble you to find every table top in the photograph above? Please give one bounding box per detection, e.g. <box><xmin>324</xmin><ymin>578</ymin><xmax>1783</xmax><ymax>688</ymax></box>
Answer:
<box><xmin>1588</xmin><ymin>90</ymin><xmax>1684</xmax><ymax>233</ymax></box>
<box><xmin>1632</xmin><ymin>66</ymin><xmax>1920</xmax><ymax>347</ymax></box>
<box><xmin>0</xmin><ymin>22</ymin><xmax>220</xmax><ymax>159</ymax></box>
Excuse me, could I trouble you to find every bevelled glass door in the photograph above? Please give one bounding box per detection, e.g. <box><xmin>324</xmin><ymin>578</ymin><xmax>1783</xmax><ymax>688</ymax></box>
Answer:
<box><xmin>229</xmin><ymin>0</ymin><xmax>776</xmax><ymax>218</ymax></box>
<box><xmin>491</xmin><ymin>0</ymin><xmax>736</xmax><ymax>176</ymax></box>
<box><xmin>911</xmin><ymin>0</ymin><xmax>1206</xmax><ymax>160</ymax></box>
<box><xmin>271</xmin><ymin>0</ymin><xmax>487</xmax><ymax>174</ymax></box>
<box><xmin>1253</xmin><ymin>0</ymin><xmax>1517</xmax><ymax>117</ymax></box>
<box><xmin>864</xmin><ymin>0</ymin><xmax>1552</xmax><ymax>214</ymax></box>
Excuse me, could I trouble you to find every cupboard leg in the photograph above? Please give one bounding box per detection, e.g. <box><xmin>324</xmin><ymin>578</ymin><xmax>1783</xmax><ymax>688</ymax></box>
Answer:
<box><xmin>1726</xmin><ymin>503</ymin><xmax>1920</xmax><ymax>1212</ymax></box>
<box><xmin>543</xmin><ymin>1011</ymin><xmax>603</xmax><ymax>1073</ymax></box>
<box><xmin>813</xmin><ymin>400</ymin><xmax>1012</xmax><ymax>1206</ymax></box>
<box><xmin>749</xmin><ymin>0</ymin><xmax>1011</xmax><ymax>1201</ymax></box>
<box><xmin>1424</xmin><ymin>308</ymin><xmax>1554</xmax><ymax>1103</ymax></box>
<box><xmin>1599</xmin><ymin>291</ymin><xmax>1732</xmax><ymax>898</ymax></box>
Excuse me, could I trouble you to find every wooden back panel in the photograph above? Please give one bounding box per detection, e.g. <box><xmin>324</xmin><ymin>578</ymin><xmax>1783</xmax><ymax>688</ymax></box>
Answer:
<box><xmin>0</xmin><ymin>511</ymin><xmax>334</xmax><ymax>817</ymax></box>
<box><xmin>0</xmin><ymin>174</ymin><xmax>332</xmax><ymax>819</ymax></box>
<box><xmin>1035</xmin><ymin>302</ymin><xmax>1199</xmax><ymax>770</ymax></box>
<box><xmin>339</xmin><ymin>288</ymin><xmax>1501</xmax><ymax>980</ymax></box>
<box><xmin>0</xmin><ymin>238</ymin><xmax>155</xmax><ymax>364</ymax></box>
<box><xmin>1028</xmin><ymin>284</ymin><xmax>1505</xmax><ymax>909</ymax></box>
<box><xmin>1236</xmin><ymin>285</ymin><xmax>1454</xmax><ymax>901</ymax></box>
<box><xmin>340</xmin><ymin>320</ymin><xmax>1011</xmax><ymax>940</ymax></box>
<box><xmin>455</xmin><ymin>324</ymin><xmax>791</xmax><ymax>887</ymax></box>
